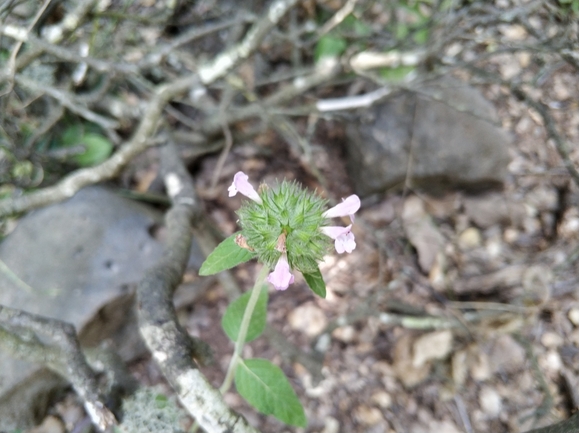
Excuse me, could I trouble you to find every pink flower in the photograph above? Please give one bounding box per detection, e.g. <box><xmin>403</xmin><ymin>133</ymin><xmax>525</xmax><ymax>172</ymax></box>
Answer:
<box><xmin>228</xmin><ymin>171</ymin><xmax>262</xmax><ymax>203</ymax></box>
<box><xmin>267</xmin><ymin>254</ymin><xmax>294</xmax><ymax>291</ymax></box>
<box><xmin>323</xmin><ymin>195</ymin><xmax>360</xmax><ymax>222</ymax></box>
<box><xmin>321</xmin><ymin>224</ymin><xmax>356</xmax><ymax>254</ymax></box>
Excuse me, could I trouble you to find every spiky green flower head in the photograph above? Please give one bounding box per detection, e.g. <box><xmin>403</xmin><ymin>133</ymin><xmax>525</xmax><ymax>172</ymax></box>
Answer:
<box><xmin>226</xmin><ymin>171</ymin><xmax>361</xmax><ymax>293</ymax></box>
<box><xmin>236</xmin><ymin>180</ymin><xmax>331</xmax><ymax>274</ymax></box>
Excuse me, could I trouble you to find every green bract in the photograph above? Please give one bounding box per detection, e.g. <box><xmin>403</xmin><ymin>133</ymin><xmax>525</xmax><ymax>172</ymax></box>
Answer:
<box><xmin>236</xmin><ymin>181</ymin><xmax>331</xmax><ymax>273</ymax></box>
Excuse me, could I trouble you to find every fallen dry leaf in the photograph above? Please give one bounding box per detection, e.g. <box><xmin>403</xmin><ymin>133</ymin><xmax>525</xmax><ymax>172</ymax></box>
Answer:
<box><xmin>402</xmin><ymin>196</ymin><xmax>445</xmax><ymax>273</ymax></box>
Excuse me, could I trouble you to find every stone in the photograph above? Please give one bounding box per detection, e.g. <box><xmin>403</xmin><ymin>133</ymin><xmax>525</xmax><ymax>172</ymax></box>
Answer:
<box><xmin>526</xmin><ymin>186</ymin><xmax>559</xmax><ymax>212</ymax></box>
<box><xmin>412</xmin><ymin>330</ymin><xmax>453</xmax><ymax>368</ymax></box>
<box><xmin>0</xmin><ymin>186</ymin><xmax>204</xmax><ymax>429</ymax></box>
<box><xmin>345</xmin><ymin>78</ymin><xmax>511</xmax><ymax>197</ymax></box>
<box><xmin>489</xmin><ymin>335</ymin><xmax>526</xmax><ymax>374</ymax></box>
<box><xmin>321</xmin><ymin>417</ymin><xmax>340</xmax><ymax>433</ymax></box>
<box><xmin>470</xmin><ymin>350</ymin><xmax>492</xmax><ymax>382</ymax></box>
<box><xmin>458</xmin><ymin>227</ymin><xmax>482</xmax><ymax>250</ymax></box>
<box><xmin>353</xmin><ymin>405</ymin><xmax>384</xmax><ymax>425</ymax></box>
<box><xmin>332</xmin><ymin>325</ymin><xmax>356</xmax><ymax>343</ymax></box>
<box><xmin>371</xmin><ymin>391</ymin><xmax>393</xmax><ymax>409</ymax></box>
<box><xmin>540</xmin><ymin>350</ymin><xmax>562</xmax><ymax>373</ymax></box>
<box><xmin>541</xmin><ymin>331</ymin><xmax>564</xmax><ymax>348</ymax></box>
<box><xmin>288</xmin><ymin>302</ymin><xmax>328</xmax><ymax>337</ymax></box>
<box><xmin>559</xmin><ymin>207</ymin><xmax>579</xmax><ymax>237</ymax></box>
<box><xmin>569</xmin><ymin>308</ymin><xmax>579</xmax><ymax>326</ymax></box>
<box><xmin>28</xmin><ymin>415</ymin><xmax>65</xmax><ymax>433</ymax></box>
<box><xmin>454</xmin><ymin>265</ymin><xmax>526</xmax><ymax>295</ymax></box>
<box><xmin>479</xmin><ymin>386</ymin><xmax>502</xmax><ymax>417</ymax></box>
<box><xmin>393</xmin><ymin>334</ymin><xmax>431</xmax><ymax>388</ymax></box>
<box><xmin>521</xmin><ymin>264</ymin><xmax>553</xmax><ymax>305</ymax></box>
<box><xmin>464</xmin><ymin>193</ymin><xmax>526</xmax><ymax>228</ymax></box>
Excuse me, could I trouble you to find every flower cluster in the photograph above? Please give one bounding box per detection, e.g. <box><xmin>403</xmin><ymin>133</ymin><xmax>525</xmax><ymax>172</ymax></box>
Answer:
<box><xmin>228</xmin><ymin>171</ymin><xmax>360</xmax><ymax>291</ymax></box>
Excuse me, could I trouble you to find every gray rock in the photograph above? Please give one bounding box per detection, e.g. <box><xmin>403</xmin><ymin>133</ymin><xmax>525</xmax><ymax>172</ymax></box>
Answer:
<box><xmin>464</xmin><ymin>193</ymin><xmax>526</xmax><ymax>229</ymax></box>
<box><xmin>489</xmin><ymin>335</ymin><xmax>526</xmax><ymax>375</ymax></box>
<box><xmin>0</xmin><ymin>186</ymin><xmax>204</xmax><ymax>429</ymax></box>
<box><xmin>345</xmin><ymin>79</ymin><xmax>511</xmax><ymax>196</ymax></box>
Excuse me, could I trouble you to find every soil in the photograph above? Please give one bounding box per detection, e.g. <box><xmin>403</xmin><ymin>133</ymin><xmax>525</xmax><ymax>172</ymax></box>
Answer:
<box><xmin>13</xmin><ymin>2</ymin><xmax>579</xmax><ymax>433</ymax></box>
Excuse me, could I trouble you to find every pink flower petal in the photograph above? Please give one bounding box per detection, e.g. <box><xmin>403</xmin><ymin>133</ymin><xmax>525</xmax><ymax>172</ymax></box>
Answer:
<box><xmin>335</xmin><ymin>231</ymin><xmax>356</xmax><ymax>254</ymax></box>
<box><xmin>228</xmin><ymin>171</ymin><xmax>262</xmax><ymax>203</ymax></box>
<box><xmin>320</xmin><ymin>224</ymin><xmax>352</xmax><ymax>239</ymax></box>
<box><xmin>267</xmin><ymin>254</ymin><xmax>294</xmax><ymax>291</ymax></box>
<box><xmin>323</xmin><ymin>195</ymin><xmax>361</xmax><ymax>219</ymax></box>
<box><xmin>321</xmin><ymin>225</ymin><xmax>356</xmax><ymax>254</ymax></box>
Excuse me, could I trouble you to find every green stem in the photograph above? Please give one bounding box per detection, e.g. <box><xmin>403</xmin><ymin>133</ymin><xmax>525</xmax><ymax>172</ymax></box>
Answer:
<box><xmin>219</xmin><ymin>265</ymin><xmax>269</xmax><ymax>394</ymax></box>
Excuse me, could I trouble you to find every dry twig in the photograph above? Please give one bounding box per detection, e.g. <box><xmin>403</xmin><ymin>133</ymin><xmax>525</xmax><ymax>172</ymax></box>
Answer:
<box><xmin>0</xmin><ymin>305</ymin><xmax>116</xmax><ymax>431</ymax></box>
<box><xmin>136</xmin><ymin>140</ymin><xmax>260</xmax><ymax>433</ymax></box>
<box><xmin>0</xmin><ymin>0</ymin><xmax>299</xmax><ymax>218</ymax></box>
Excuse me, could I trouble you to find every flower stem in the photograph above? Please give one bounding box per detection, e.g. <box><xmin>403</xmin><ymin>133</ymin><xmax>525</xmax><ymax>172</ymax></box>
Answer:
<box><xmin>220</xmin><ymin>264</ymin><xmax>269</xmax><ymax>394</ymax></box>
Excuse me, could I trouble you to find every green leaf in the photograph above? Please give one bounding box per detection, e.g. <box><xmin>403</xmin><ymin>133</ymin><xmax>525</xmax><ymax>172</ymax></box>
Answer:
<box><xmin>379</xmin><ymin>65</ymin><xmax>415</xmax><ymax>82</ymax></box>
<box><xmin>413</xmin><ymin>28</ymin><xmax>429</xmax><ymax>44</ymax></box>
<box><xmin>222</xmin><ymin>285</ymin><xmax>268</xmax><ymax>343</ymax></box>
<box><xmin>61</xmin><ymin>124</ymin><xmax>83</xmax><ymax>146</ymax></box>
<box><xmin>352</xmin><ymin>18</ymin><xmax>372</xmax><ymax>37</ymax></box>
<box><xmin>59</xmin><ymin>125</ymin><xmax>113</xmax><ymax>166</ymax></box>
<box><xmin>74</xmin><ymin>133</ymin><xmax>113</xmax><ymax>166</ymax></box>
<box><xmin>0</xmin><ymin>49</ymin><xmax>9</xmax><ymax>63</ymax></box>
<box><xmin>235</xmin><ymin>358</ymin><xmax>306</xmax><ymax>427</ymax></box>
<box><xmin>314</xmin><ymin>35</ymin><xmax>347</xmax><ymax>62</ymax></box>
<box><xmin>338</xmin><ymin>15</ymin><xmax>372</xmax><ymax>37</ymax></box>
<box><xmin>395</xmin><ymin>23</ymin><xmax>409</xmax><ymax>40</ymax></box>
<box><xmin>199</xmin><ymin>233</ymin><xmax>255</xmax><ymax>276</ymax></box>
<box><xmin>302</xmin><ymin>268</ymin><xmax>326</xmax><ymax>298</ymax></box>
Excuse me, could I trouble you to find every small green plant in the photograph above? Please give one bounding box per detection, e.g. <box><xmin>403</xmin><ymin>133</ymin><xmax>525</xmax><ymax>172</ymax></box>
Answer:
<box><xmin>557</xmin><ymin>0</ymin><xmax>579</xmax><ymax>16</ymax></box>
<box><xmin>58</xmin><ymin>123</ymin><xmax>113</xmax><ymax>167</ymax></box>
<box><xmin>314</xmin><ymin>14</ymin><xmax>371</xmax><ymax>62</ymax></box>
<box><xmin>199</xmin><ymin>172</ymin><xmax>361</xmax><ymax>427</ymax></box>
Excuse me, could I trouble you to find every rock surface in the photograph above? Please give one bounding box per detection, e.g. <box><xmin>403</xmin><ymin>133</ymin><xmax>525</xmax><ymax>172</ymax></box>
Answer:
<box><xmin>0</xmin><ymin>186</ymin><xmax>203</xmax><ymax>429</ymax></box>
<box><xmin>345</xmin><ymin>78</ymin><xmax>511</xmax><ymax>196</ymax></box>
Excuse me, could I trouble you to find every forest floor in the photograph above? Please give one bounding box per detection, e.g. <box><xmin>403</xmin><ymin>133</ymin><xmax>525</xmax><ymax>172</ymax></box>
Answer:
<box><xmin>11</xmin><ymin>2</ymin><xmax>579</xmax><ymax>433</ymax></box>
<box><xmin>123</xmin><ymin>59</ymin><xmax>579</xmax><ymax>433</ymax></box>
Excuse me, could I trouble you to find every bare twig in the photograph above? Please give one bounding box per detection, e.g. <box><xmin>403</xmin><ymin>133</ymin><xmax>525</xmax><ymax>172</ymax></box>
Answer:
<box><xmin>349</xmin><ymin>50</ymin><xmax>426</xmax><ymax>72</ymax></box>
<box><xmin>15</xmin><ymin>74</ymin><xmax>121</xmax><ymax>134</ymax></box>
<box><xmin>0</xmin><ymin>24</ymin><xmax>138</xmax><ymax>75</ymax></box>
<box><xmin>139</xmin><ymin>15</ymin><xmax>255</xmax><ymax>68</ymax></box>
<box><xmin>24</xmin><ymin>102</ymin><xmax>65</xmax><ymax>148</ymax></box>
<box><xmin>200</xmin><ymin>58</ymin><xmax>341</xmax><ymax>136</ymax></box>
<box><xmin>317</xmin><ymin>0</ymin><xmax>359</xmax><ymax>36</ymax></box>
<box><xmin>316</xmin><ymin>86</ymin><xmax>393</xmax><ymax>112</ymax></box>
<box><xmin>0</xmin><ymin>305</ymin><xmax>116</xmax><ymax>431</ymax></box>
<box><xmin>1</xmin><ymin>0</ymin><xmax>96</xmax><ymax>82</ymax></box>
<box><xmin>137</xmin><ymin>140</ymin><xmax>260</xmax><ymax>433</ymax></box>
<box><xmin>0</xmin><ymin>0</ymin><xmax>298</xmax><ymax>219</ymax></box>
<box><xmin>210</xmin><ymin>78</ymin><xmax>237</xmax><ymax>190</ymax></box>
<box><xmin>1</xmin><ymin>0</ymin><xmax>54</xmax><ymax>96</ymax></box>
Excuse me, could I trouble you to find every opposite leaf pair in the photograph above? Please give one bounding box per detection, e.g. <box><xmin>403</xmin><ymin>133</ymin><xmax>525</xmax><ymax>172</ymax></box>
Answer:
<box><xmin>221</xmin><ymin>285</ymin><xmax>306</xmax><ymax>427</ymax></box>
